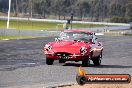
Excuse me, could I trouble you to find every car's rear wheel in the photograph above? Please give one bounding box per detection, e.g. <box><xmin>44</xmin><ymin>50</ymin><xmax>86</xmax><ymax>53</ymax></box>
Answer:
<box><xmin>92</xmin><ymin>56</ymin><xmax>101</xmax><ymax>66</ymax></box>
<box><xmin>46</xmin><ymin>58</ymin><xmax>54</xmax><ymax>65</ymax></box>
<box><xmin>82</xmin><ymin>58</ymin><xmax>90</xmax><ymax>67</ymax></box>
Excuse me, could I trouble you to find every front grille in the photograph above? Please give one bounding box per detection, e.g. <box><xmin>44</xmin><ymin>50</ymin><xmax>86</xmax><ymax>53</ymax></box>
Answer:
<box><xmin>55</xmin><ymin>52</ymin><xmax>72</xmax><ymax>58</ymax></box>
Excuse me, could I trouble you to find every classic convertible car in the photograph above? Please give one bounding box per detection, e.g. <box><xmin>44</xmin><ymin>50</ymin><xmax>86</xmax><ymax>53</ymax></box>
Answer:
<box><xmin>44</xmin><ymin>30</ymin><xmax>103</xmax><ymax>66</ymax></box>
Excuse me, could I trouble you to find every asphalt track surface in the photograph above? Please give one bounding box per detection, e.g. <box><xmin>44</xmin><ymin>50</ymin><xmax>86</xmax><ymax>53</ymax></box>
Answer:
<box><xmin>0</xmin><ymin>36</ymin><xmax>132</xmax><ymax>88</ymax></box>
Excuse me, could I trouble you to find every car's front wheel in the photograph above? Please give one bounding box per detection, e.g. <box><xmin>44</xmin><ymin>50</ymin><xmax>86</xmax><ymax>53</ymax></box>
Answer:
<box><xmin>82</xmin><ymin>58</ymin><xmax>90</xmax><ymax>67</ymax></box>
<box><xmin>46</xmin><ymin>58</ymin><xmax>54</xmax><ymax>65</ymax></box>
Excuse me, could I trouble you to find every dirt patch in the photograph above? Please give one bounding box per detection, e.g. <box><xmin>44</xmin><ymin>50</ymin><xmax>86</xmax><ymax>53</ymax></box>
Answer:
<box><xmin>58</xmin><ymin>77</ymin><xmax>132</xmax><ymax>88</ymax></box>
<box><xmin>0</xmin><ymin>12</ymin><xmax>7</xmax><ymax>16</ymax></box>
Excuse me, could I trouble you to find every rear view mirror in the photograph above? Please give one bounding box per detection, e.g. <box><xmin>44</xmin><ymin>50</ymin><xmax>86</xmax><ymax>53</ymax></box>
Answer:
<box><xmin>55</xmin><ymin>38</ymin><xmax>61</xmax><ymax>42</ymax></box>
<box><xmin>55</xmin><ymin>38</ymin><xmax>59</xmax><ymax>41</ymax></box>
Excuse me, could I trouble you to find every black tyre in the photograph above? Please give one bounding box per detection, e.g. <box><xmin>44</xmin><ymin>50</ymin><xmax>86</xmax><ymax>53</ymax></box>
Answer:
<box><xmin>100</xmin><ymin>51</ymin><xmax>103</xmax><ymax>59</ymax></box>
<box><xmin>82</xmin><ymin>58</ymin><xmax>90</xmax><ymax>67</ymax></box>
<box><xmin>59</xmin><ymin>59</ymin><xmax>65</xmax><ymax>63</ymax></box>
<box><xmin>76</xmin><ymin>75</ymin><xmax>86</xmax><ymax>85</ymax></box>
<box><xmin>92</xmin><ymin>56</ymin><xmax>101</xmax><ymax>66</ymax></box>
<box><xmin>46</xmin><ymin>58</ymin><xmax>54</xmax><ymax>65</ymax></box>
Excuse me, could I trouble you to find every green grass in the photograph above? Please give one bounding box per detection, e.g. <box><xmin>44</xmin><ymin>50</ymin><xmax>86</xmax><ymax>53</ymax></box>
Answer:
<box><xmin>104</xmin><ymin>32</ymin><xmax>124</xmax><ymax>36</ymax></box>
<box><xmin>103</xmin><ymin>30</ymin><xmax>132</xmax><ymax>36</ymax></box>
<box><xmin>0</xmin><ymin>20</ymin><xmax>61</xmax><ymax>30</ymax></box>
<box><xmin>0</xmin><ymin>36</ymin><xmax>46</xmax><ymax>40</ymax></box>
<box><xmin>0</xmin><ymin>19</ymin><xmax>104</xmax><ymax>30</ymax></box>
<box><xmin>72</xmin><ymin>23</ymin><xmax>103</xmax><ymax>28</ymax></box>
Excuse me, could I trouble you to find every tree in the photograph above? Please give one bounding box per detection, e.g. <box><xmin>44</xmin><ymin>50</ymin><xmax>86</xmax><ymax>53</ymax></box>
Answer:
<box><xmin>33</xmin><ymin>0</ymin><xmax>51</xmax><ymax>18</ymax></box>
<box><xmin>125</xmin><ymin>0</ymin><xmax>132</xmax><ymax>17</ymax></box>
<box><xmin>0</xmin><ymin>0</ymin><xmax>131</xmax><ymax>22</ymax></box>
<box><xmin>74</xmin><ymin>0</ymin><xmax>90</xmax><ymax>20</ymax></box>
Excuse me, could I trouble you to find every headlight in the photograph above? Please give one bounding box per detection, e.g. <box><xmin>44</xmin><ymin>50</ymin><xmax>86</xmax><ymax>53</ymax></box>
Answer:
<box><xmin>45</xmin><ymin>44</ymin><xmax>52</xmax><ymax>51</ymax></box>
<box><xmin>80</xmin><ymin>46</ymin><xmax>87</xmax><ymax>55</ymax></box>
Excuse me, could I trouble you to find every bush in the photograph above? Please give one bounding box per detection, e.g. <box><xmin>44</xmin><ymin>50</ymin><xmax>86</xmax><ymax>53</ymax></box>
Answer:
<box><xmin>110</xmin><ymin>16</ymin><xmax>127</xmax><ymax>23</ymax></box>
<box><xmin>127</xmin><ymin>17</ymin><xmax>132</xmax><ymax>22</ymax></box>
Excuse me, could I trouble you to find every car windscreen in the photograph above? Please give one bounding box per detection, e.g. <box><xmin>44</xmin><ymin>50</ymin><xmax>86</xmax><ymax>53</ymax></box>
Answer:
<box><xmin>59</xmin><ymin>32</ymin><xmax>92</xmax><ymax>41</ymax></box>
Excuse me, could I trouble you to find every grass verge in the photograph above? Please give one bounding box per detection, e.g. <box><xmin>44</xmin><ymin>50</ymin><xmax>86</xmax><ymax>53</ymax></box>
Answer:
<box><xmin>103</xmin><ymin>30</ymin><xmax>132</xmax><ymax>36</ymax></box>
<box><xmin>0</xmin><ymin>19</ymin><xmax>104</xmax><ymax>30</ymax></box>
<box><xmin>0</xmin><ymin>36</ymin><xmax>46</xmax><ymax>40</ymax></box>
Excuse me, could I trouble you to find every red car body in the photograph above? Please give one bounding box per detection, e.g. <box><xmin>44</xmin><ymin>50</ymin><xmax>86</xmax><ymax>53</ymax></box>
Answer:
<box><xmin>44</xmin><ymin>30</ymin><xmax>103</xmax><ymax>66</ymax></box>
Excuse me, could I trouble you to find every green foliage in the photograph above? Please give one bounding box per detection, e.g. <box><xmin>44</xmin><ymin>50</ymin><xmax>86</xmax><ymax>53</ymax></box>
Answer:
<box><xmin>128</xmin><ymin>17</ymin><xmax>132</xmax><ymax>22</ymax></box>
<box><xmin>125</xmin><ymin>2</ymin><xmax>132</xmax><ymax>17</ymax></box>
<box><xmin>110</xmin><ymin>16</ymin><xmax>126</xmax><ymax>23</ymax></box>
<box><xmin>0</xmin><ymin>0</ymin><xmax>132</xmax><ymax>22</ymax></box>
<box><xmin>110</xmin><ymin>16</ymin><xmax>132</xmax><ymax>23</ymax></box>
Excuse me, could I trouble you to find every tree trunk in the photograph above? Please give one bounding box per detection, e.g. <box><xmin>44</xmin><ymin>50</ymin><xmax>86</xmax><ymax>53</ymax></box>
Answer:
<box><xmin>16</xmin><ymin>0</ymin><xmax>18</xmax><ymax>17</ymax></box>
<box><xmin>58</xmin><ymin>15</ymin><xmax>60</xmax><ymax>20</ymax></box>
<box><xmin>63</xmin><ymin>15</ymin><xmax>65</xmax><ymax>20</ymax></box>
<box><xmin>12</xmin><ymin>2</ymin><xmax>15</xmax><ymax>16</ymax></box>
<box><xmin>43</xmin><ymin>11</ymin><xmax>46</xmax><ymax>19</ymax></box>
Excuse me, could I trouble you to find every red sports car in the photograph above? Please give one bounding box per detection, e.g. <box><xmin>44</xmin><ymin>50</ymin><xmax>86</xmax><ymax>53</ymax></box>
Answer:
<box><xmin>44</xmin><ymin>30</ymin><xmax>103</xmax><ymax>66</ymax></box>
